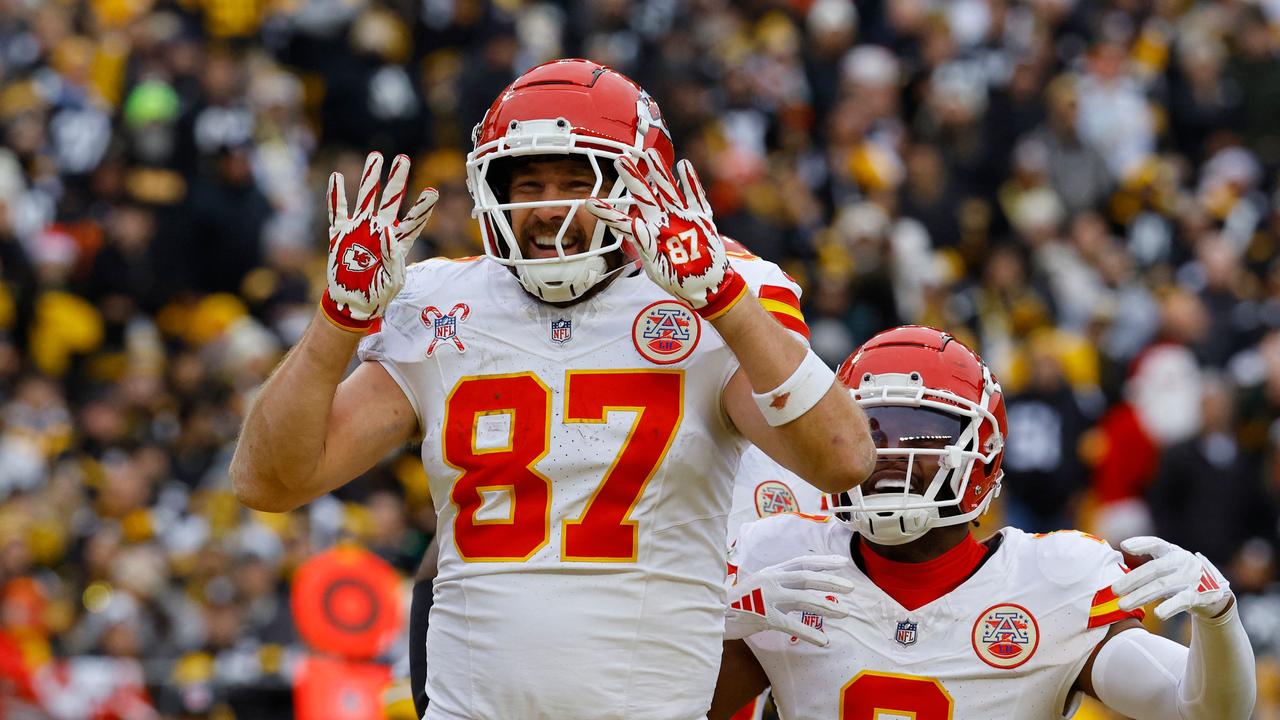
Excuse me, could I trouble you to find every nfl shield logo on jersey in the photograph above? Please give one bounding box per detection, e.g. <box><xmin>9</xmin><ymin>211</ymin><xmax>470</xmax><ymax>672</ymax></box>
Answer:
<box><xmin>894</xmin><ymin>619</ymin><xmax>918</xmax><ymax>647</ymax></box>
<box><xmin>435</xmin><ymin>316</ymin><xmax>455</xmax><ymax>339</ymax></box>
<box><xmin>550</xmin><ymin>318</ymin><xmax>572</xmax><ymax>344</ymax></box>
<box><xmin>971</xmin><ymin>603</ymin><xmax>1040</xmax><ymax>669</ymax></box>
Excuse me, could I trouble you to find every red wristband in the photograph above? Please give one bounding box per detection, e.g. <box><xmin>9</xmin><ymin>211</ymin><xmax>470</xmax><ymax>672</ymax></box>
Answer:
<box><xmin>696</xmin><ymin>269</ymin><xmax>748</xmax><ymax>320</ymax></box>
<box><xmin>320</xmin><ymin>290</ymin><xmax>375</xmax><ymax>333</ymax></box>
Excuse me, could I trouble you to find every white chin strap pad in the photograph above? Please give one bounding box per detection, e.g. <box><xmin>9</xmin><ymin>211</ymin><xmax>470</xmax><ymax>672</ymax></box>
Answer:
<box><xmin>518</xmin><ymin>254</ymin><xmax>608</xmax><ymax>302</ymax></box>
<box><xmin>853</xmin><ymin>495</ymin><xmax>936</xmax><ymax>546</ymax></box>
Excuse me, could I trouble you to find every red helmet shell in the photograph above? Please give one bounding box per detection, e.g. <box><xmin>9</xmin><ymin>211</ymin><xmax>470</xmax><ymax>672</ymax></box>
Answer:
<box><xmin>838</xmin><ymin>326</ymin><xmax>1007</xmax><ymax>513</ymax></box>
<box><xmin>473</xmin><ymin>58</ymin><xmax>674</xmax><ymax>168</ymax></box>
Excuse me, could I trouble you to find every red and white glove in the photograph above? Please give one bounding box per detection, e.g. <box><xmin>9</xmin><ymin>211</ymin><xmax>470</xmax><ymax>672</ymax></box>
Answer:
<box><xmin>321</xmin><ymin>152</ymin><xmax>438</xmax><ymax>332</ymax></box>
<box><xmin>587</xmin><ymin>149</ymin><xmax>748</xmax><ymax>319</ymax></box>
<box><xmin>1112</xmin><ymin>536</ymin><xmax>1232</xmax><ymax>620</ymax></box>
<box><xmin>724</xmin><ymin>554</ymin><xmax>854</xmax><ymax>647</ymax></box>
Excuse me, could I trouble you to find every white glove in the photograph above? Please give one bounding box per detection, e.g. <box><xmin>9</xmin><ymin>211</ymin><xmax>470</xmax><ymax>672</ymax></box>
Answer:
<box><xmin>725</xmin><ymin>554</ymin><xmax>854</xmax><ymax>647</ymax></box>
<box><xmin>321</xmin><ymin>152</ymin><xmax>438</xmax><ymax>332</ymax></box>
<box><xmin>1112</xmin><ymin>536</ymin><xmax>1232</xmax><ymax>621</ymax></box>
<box><xmin>587</xmin><ymin>149</ymin><xmax>747</xmax><ymax>319</ymax></box>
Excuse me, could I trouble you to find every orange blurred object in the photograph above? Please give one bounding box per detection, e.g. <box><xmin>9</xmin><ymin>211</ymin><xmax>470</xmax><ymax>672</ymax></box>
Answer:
<box><xmin>290</xmin><ymin>546</ymin><xmax>402</xmax><ymax>660</ymax></box>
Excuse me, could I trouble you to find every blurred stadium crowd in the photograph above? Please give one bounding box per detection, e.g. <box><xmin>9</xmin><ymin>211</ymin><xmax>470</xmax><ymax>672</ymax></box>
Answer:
<box><xmin>1</xmin><ymin>0</ymin><xmax>1280</xmax><ymax>717</ymax></box>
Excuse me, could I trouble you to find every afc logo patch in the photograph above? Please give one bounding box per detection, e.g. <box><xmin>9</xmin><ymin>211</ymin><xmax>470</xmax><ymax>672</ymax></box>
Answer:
<box><xmin>894</xmin><ymin>619</ymin><xmax>918</xmax><ymax>647</ymax></box>
<box><xmin>421</xmin><ymin>303</ymin><xmax>471</xmax><ymax>356</ymax></box>
<box><xmin>550</xmin><ymin>318</ymin><xmax>572</xmax><ymax>344</ymax></box>
<box><xmin>754</xmin><ymin>480</ymin><xmax>799</xmax><ymax>517</ymax></box>
<box><xmin>972</xmin><ymin>603</ymin><xmax>1039</xmax><ymax>669</ymax></box>
<box><xmin>632</xmin><ymin>300</ymin><xmax>701</xmax><ymax>364</ymax></box>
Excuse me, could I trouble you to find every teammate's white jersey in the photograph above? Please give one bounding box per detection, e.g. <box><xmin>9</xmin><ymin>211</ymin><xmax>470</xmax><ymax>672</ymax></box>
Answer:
<box><xmin>730</xmin><ymin>516</ymin><xmax>1143</xmax><ymax>720</ymax></box>
<box><xmin>359</xmin><ymin>253</ymin><xmax>807</xmax><ymax>720</ymax></box>
<box><xmin>725</xmin><ymin>448</ymin><xmax>825</xmax><ymax>720</ymax></box>
<box><xmin>726</xmin><ymin>446</ymin><xmax>826</xmax><ymax>546</ymax></box>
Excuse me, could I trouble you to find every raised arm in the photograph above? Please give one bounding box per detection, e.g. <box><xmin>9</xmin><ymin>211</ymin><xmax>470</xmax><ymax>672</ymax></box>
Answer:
<box><xmin>231</xmin><ymin>152</ymin><xmax>437</xmax><ymax>512</ymax></box>
<box><xmin>588</xmin><ymin>151</ymin><xmax>874</xmax><ymax>492</ymax></box>
<box><xmin>1075</xmin><ymin>537</ymin><xmax>1255</xmax><ymax>720</ymax></box>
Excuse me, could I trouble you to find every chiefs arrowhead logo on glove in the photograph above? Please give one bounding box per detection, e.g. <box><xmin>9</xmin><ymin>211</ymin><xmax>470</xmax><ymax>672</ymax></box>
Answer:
<box><xmin>321</xmin><ymin>152</ymin><xmax>438</xmax><ymax>332</ymax></box>
<box><xmin>342</xmin><ymin>243</ymin><xmax>379</xmax><ymax>273</ymax></box>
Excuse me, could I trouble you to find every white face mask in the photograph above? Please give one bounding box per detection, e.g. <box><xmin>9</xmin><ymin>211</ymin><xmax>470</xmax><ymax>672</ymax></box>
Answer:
<box><xmin>467</xmin><ymin>118</ymin><xmax>641</xmax><ymax>303</ymax></box>
<box><xmin>826</xmin><ymin>375</ymin><xmax>1005</xmax><ymax>545</ymax></box>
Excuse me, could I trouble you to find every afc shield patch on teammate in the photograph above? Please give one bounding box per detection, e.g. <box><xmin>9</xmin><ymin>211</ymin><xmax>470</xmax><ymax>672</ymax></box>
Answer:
<box><xmin>754</xmin><ymin>481</ymin><xmax>799</xmax><ymax>517</ymax></box>
<box><xmin>632</xmin><ymin>300</ymin><xmax>701</xmax><ymax>364</ymax></box>
<box><xmin>971</xmin><ymin>603</ymin><xmax>1039</xmax><ymax>669</ymax></box>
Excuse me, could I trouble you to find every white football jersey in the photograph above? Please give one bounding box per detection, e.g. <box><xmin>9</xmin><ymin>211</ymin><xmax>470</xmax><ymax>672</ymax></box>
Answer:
<box><xmin>725</xmin><ymin>447</ymin><xmax>826</xmax><ymax>720</ymax></box>
<box><xmin>731</xmin><ymin>516</ymin><xmax>1143</xmax><ymax>720</ymax></box>
<box><xmin>726</xmin><ymin>446</ymin><xmax>826</xmax><ymax>546</ymax></box>
<box><xmin>359</xmin><ymin>253</ymin><xmax>807</xmax><ymax>720</ymax></box>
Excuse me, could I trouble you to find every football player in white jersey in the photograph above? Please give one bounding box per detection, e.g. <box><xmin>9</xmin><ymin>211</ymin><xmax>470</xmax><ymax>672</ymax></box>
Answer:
<box><xmin>711</xmin><ymin>326</ymin><xmax>1256</xmax><ymax>720</ymax></box>
<box><xmin>231</xmin><ymin>58</ymin><xmax>876</xmax><ymax>720</ymax></box>
<box><xmin>723</xmin><ymin>447</ymin><xmax>828</xmax><ymax>720</ymax></box>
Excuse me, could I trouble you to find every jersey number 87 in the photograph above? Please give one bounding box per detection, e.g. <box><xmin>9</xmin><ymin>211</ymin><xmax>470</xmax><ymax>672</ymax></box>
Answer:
<box><xmin>442</xmin><ymin>370</ymin><xmax>683</xmax><ymax>562</ymax></box>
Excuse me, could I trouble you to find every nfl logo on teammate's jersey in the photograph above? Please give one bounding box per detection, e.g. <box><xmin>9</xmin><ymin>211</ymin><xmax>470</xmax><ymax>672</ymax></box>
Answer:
<box><xmin>895</xmin><ymin>620</ymin><xmax>918</xmax><ymax>647</ymax></box>
<box><xmin>551</xmin><ymin>318</ymin><xmax>572</xmax><ymax>344</ymax></box>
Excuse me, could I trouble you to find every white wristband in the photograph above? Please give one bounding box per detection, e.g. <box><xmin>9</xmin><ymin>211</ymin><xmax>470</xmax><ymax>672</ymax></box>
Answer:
<box><xmin>751</xmin><ymin>349</ymin><xmax>836</xmax><ymax>427</ymax></box>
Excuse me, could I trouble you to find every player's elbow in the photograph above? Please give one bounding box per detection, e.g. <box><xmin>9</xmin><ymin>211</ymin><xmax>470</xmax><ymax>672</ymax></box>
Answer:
<box><xmin>809</xmin><ymin>435</ymin><xmax>876</xmax><ymax>494</ymax></box>
<box><xmin>231</xmin><ymin>459</ymin><xmax>304</xmax><ymax>513</ymax></box>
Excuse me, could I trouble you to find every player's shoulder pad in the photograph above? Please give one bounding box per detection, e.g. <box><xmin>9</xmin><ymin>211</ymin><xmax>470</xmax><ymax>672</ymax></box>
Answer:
<box><xmin>732</xmin><ymin>512</ymin><xmax>837</xmax><ymax>578</ymax></box>
<box><xmin>722</xmin><ymin>240</ymin><xmax>809</xmax><ymax>340</ymax></box>
<box><xmin>396</xmin><ymin>255</ymin><xmax>484</xmax><ymax>303</ymax></box>
<box><xmin>1022</xmin><ymin>528</ymin><xmax>1126</xmax><ymax>588</ymax></box>
<box><xmin>359</xmin><ymin>256</ymin><xmax>483</xmax><ymax>363</ymax></box>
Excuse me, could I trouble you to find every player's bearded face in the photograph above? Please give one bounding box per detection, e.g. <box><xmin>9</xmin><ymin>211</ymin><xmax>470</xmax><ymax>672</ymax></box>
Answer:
<box><xmin>508</xmin><ymin>158</ymin><xmax>610</xmax><ymax>261</ymax></box>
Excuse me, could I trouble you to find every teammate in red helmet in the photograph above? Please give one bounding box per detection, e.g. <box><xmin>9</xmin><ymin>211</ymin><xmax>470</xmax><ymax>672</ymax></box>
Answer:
<box><xmin>713</xmin><ymin>325</ymin><xmax>1255</xmax><ymax>720</ymax></box>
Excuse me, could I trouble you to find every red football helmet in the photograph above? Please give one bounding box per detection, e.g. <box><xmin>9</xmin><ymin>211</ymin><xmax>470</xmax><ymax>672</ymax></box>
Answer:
<box><xmin>828</xmin><ymin>326</ymin><xmax>1007</xmax><ymax>545</ymax></box>
<box><xmin>466</xmin><ymin>58</ymin><xmax>675</xmax><ymax>302</ymax></box>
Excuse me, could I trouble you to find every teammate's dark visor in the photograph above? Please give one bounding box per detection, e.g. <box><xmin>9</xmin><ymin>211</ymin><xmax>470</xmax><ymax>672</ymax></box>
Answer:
<box><xmin>866</xmin><ymin>405</ymin><xmax>965</xmax><ymax>449</ymax></box>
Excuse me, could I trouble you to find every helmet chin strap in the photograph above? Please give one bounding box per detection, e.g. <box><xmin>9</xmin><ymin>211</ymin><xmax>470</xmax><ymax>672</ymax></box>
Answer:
<box><xmin>518</xmin><ymin>253</ymin><xmax>608</xmax><ymax>302</ymax></box>
<box><xmin>853</xmin><ymin>494</ymin><xmax>936</xmax><ymax>546</ymax></box>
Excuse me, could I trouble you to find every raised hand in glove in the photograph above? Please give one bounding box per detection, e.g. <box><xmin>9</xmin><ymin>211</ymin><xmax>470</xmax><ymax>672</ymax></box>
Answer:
<box><xmin>587</xmin><ymin>149</ymin><xmax>747</xmax><ymax>319</ymax></box>
<box><xmin>725</xmin><ymin>555</ymin><xmax>854</xmax><ymax>647</ymax></box>
<box><xmin>321</xmin><ymin>152</ymin><xmax>438</xmax><ymax>332</ymax></box>
<box><xmin>1113</xmin><ymin>536</ymin><xmax>1232</xmax><ymax>620</ymax></box>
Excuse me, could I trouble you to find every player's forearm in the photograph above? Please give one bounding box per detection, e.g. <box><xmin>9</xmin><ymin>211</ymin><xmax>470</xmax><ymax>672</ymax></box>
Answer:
<box><xmin>711</xmin><ymin>298</ymin><xmax>875</xmax><ymax>492</ymax></box>
<box><xmin>1091</xmin><ymin>606</ymin><xmax>1256</xmax><ymax>720</ymax></box>
<box><xmin>1179</xmin><ymin>599</ymin><xmax>1255</xmax><ymax>719</ymax></box>
<box><xmin>231</xmin><ymin>315</ymin><xmax>362</xmax><ymax>511</ymax></box>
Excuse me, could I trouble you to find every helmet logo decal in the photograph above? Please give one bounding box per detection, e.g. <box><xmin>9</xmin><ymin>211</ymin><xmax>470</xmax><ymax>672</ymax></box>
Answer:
<box><xmin>341</xmin><ymin>243</ymin><xmax>378</xmax><ymax>273</ymax></box>
<box><xmin>636</xmin><ymin>92</ymin><xmax>671</xmax><ymax>143</ymax></box>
